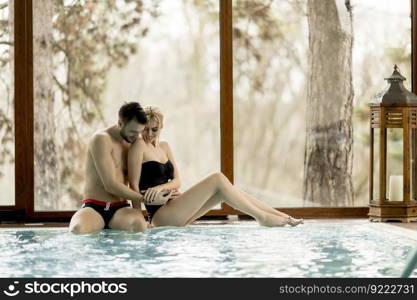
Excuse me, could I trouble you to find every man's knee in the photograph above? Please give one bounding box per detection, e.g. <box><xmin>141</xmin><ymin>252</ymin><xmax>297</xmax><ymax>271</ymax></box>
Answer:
<box><xmin>127</xmin><ymin>217</ymin><xmax>148</xmax><ymax>232</ymax></box>
<box><xmin>69</xmin><ymin>208</ymin><xmax>104</xmax><ymax>234</ymax></box>
<box><xmin>69</xmin><ymin>223</ymin><xmax>97</xmax><ymax>234</ymax></box>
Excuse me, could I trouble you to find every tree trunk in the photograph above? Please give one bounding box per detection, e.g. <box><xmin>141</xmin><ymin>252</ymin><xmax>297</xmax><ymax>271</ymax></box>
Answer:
<box><xmin>33</xmin><ymin>0</ymin><xmax>59</xmax><ymax>210</ymax></box>
<box><xmin>303</xmin><ymin>0</ymin><xmax>354</xmax><ymax>206</ymax></box>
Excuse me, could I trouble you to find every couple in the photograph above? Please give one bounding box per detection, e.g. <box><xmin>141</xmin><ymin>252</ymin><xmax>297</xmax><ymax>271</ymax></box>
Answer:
<box><xmin>69</xmin><ymin>102</ymin><xmax>303</xmax><ymax>233</ymax></box>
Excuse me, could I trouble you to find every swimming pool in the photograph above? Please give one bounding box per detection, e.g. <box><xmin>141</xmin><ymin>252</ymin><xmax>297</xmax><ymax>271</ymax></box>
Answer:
<box><xmin>0</xmin><ymin>220</ymin><xmax>416</xmax><ymax>277</ymax></box>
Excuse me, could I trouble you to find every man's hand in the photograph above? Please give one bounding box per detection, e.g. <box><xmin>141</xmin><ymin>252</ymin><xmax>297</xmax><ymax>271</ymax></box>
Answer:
<box><xmin>132</xmin><ymin>199</ymin><xmax>141</xmax><ymax>209</ymax></box>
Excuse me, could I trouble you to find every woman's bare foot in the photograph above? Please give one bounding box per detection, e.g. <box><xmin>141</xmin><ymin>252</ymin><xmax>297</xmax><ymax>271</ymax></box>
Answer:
<box><xmin>288</xmin><ymin>216</ymin><xmax>303</xmax><ymax>227</ymax></box>
<box><xmin>258</xmin><ymin>214</ymin><xmax>288</xmax><ymax>227</ymax></box>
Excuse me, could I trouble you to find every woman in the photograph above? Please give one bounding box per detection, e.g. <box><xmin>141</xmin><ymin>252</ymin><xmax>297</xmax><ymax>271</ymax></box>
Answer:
<box><xmin>128</xmin><ymin>106</ymin><xmax>303</xmax><ymax>227</ymax></box>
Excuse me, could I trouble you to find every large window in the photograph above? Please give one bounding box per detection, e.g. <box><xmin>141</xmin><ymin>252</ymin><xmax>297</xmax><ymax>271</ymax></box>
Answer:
<box><xmin>0</xmin><ymin>0</ymin><xmax>14</xmax><ymax>206</ymax></box>
<box><xmin>233</xmin><ymin>0</ymin><xmax>411</xmax><ymax>208</ymax></box>
<box><xmin>32</xmin><ymin>0</ymin><xmax>220</xmax><ymax>211</ymax></box>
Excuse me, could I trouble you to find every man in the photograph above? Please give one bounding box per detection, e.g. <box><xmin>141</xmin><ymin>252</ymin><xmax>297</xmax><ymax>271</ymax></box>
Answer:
<box><xmin>69</xmin><ymin>102</ymin><xmax>170</xmax><ymax>233</ymax></box>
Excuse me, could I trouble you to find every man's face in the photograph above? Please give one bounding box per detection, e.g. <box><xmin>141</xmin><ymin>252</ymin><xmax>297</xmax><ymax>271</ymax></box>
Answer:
<box><xmin>119</xmin><ymin>119</ymin><xmax>145</xmax><ymax>143</ymax></box>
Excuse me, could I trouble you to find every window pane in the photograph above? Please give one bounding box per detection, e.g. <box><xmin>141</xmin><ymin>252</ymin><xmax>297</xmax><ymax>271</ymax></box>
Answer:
<box><xmin>33</xmin><ymin>0</ymin><xmax>220</xmax><ymax>211</ymax></box>
<box><xmin>0</xmin><ymin>0</ymin><xmax>15</xmax><ymax>206</ymax></box>
<box><xmin>233</xmin><ymin>0</ymin><xmax>308</xmax><ymax>208</ymax></box>
<box><xmin>352</xmin><ymin>0</ymin><xmax>411</xmax><ymax>206</ymax></box>
<box><xmin>233</xmin><ymin>0</ymin><xmax>411</xmax><ymax>208</ymax></box>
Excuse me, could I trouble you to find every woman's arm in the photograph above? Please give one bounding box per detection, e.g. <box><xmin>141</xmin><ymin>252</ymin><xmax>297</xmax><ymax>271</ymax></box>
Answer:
<box><xmin>157</xmin><ymin>141</ymin><xmax>181</xmax><ymax>191</ymax></box>
<box><xmin>128</xmin><ymin>139</ymin><xmax>145</xmax><ymax>193</ymax></box>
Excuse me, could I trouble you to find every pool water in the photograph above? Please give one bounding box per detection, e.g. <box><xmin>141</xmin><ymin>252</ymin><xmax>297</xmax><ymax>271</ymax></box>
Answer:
<box><xmin>0</xmin><ymin>221</ymin><xmax>416</xmax><ymax>277</ymax></box>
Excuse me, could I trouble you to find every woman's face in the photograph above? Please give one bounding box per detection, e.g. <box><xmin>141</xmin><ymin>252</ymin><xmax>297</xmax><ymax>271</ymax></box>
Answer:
<box><xmin>143</xmin><ymin>119</ymin><xmax>161</xmax><ymax>143</ymax></box>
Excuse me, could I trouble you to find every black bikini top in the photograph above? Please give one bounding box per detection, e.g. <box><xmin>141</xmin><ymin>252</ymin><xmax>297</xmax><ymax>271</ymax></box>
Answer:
<box><xmin>139</xmin><ymin>160</ymin><xmax>174</xmax><ymax>190</ymax></box>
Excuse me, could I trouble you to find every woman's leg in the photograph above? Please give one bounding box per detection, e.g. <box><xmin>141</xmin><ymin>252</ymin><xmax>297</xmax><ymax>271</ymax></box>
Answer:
<box><xmin>239</xmin><ymin>190</ymin><xmax>288</xmax><ymax>217</ymax></box>
<box><xmin>184</xmin><ymin>192</ymin><xmax>223</xmax><ymax>225</ymax></box>
<box><xmin>152</xmin><ymin>172</ymin><xmax>288</xmax><ymax>227</ymax></box>
<box><xmin>183</xmin><ymin>187</ymin><xmax>301</xmax><ymax>225</ymax></box>
<box><xmin>239</xmin><ymin>190</ymin><xmax>303</xmax><ymax>225</ymax></box>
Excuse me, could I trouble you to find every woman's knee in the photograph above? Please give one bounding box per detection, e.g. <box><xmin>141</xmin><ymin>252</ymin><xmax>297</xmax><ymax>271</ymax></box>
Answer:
<box><xmin>208</xmin><ymin>172</ymin><xmax>229</xmax><ymax>191</ymax></box>
<box><xmin>208</xmin><ymin>172</ymin><xmax>228</xmax><ymax>185</ymax></box>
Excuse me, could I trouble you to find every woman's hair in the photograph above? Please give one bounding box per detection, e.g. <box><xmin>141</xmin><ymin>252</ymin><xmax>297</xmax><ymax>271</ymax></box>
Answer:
<box><xmin>144</xmin><ymin>106</ymin><xmax>164</xmax><ymax>129</ymax></box>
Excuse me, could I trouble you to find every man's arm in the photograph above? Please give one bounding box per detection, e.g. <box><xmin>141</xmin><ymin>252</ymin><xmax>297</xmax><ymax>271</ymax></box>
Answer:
<box><xmin>128</xmin><ymin>139</ymin><xmax>145</xmax><ymax>193</ymax></box>
<box><xmin>90</xmin><ymin>134</ymin><xmax>144</xmax><ymax>205</ymax></box>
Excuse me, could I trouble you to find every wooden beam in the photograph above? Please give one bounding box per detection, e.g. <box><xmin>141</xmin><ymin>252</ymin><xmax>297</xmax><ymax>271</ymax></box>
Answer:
<box><xmin>14</xmin><ymin>0</ymin><xmax>33</xmax><ymax>212</ymax></box>
<box><xmin>219</xmin><ymin>0</ymin><xmax>235</xmax><ymax>213</ymax></box>
<box><xmin>1</xmin><ymin>207</ymin><xmax>370</xmax><ymax>223</ymax></box>
<box><xmin>219</xmin><ymin>0</ymin><xmax>233</xmax><ymax>182</ymax></box>
<box><xmin>412</xmin><ymin>0</ymin><xmax>417</xmax><ymax>93</ymax></box>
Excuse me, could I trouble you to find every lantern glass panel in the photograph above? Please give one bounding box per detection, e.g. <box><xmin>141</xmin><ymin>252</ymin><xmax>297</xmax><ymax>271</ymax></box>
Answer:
<box><xmin>386</xmin><ymin>128</ymin><xmax>403</xmax><ymax>201</ymax></box>
<box><xmin>372</xmin><ymin>128</ymin><xmax>380</xmax><ymax>201</ymax></box>
<box><xmin>411</xmin><ymin>128</ymin><xmax>417</xmax><ymax>201</ymax></box>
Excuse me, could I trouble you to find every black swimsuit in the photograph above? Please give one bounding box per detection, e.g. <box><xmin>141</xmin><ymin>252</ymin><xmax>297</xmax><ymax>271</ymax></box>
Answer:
<box><xmin>81</xmin><ymin>199</ymin><xmax>130</xmax><ymax>229</ymax></box>
<box><xmin>140</xmin><ymin>160</ymin><xmax>174</xmax><ymax>222</ymax></box>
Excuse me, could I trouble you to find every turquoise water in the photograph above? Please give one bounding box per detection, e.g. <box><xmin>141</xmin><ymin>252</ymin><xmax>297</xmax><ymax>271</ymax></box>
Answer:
<box><xmin>0</xmin><ymin>222</ymin><xmax>416</xmax><ymax>277</ymax></box>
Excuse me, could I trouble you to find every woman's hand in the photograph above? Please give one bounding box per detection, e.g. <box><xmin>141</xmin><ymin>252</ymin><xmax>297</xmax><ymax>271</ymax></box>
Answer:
<box><xmin>142</xmin><ymin>186</ymin><xmax>164</xmax><ymax>203</ymax></box>
<box><xmin>152</xmin><ymin>190</ymin><xmax>172</xmax><ymax>205</ymax></box>
<box><xmin>169</xmin><ymin>189</ymin><xmax>182</xmax><ymax>201</ymax></box>
<box><xmin>142</xmin><ymin>188</ymin><xmax>172</xmax><ymax>205</ymax></box>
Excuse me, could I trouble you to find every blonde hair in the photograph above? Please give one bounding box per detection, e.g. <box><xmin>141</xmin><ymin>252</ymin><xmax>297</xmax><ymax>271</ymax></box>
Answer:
<box><xmin>144</xmin><ymin>106</ymin><xmax>164</xmax><ymax>128</ymax></box>
<box><xmin>143</xmin><ymin>106</ymin><xmax>164</xmax><ymax>145</ymax></box>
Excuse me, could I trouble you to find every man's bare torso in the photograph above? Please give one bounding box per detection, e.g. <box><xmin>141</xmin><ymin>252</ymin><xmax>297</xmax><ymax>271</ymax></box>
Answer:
<box><xmin>83</xmin><ymin>128</ymin><xmax>130</xmax><ymax>203</ymax></box>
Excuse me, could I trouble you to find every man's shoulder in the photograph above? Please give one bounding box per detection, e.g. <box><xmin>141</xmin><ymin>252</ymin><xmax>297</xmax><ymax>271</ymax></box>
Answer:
<box><xmin>89</xmin><ymin>130</ymin><xmax>112</xmax><ymax>149</ymax></box>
